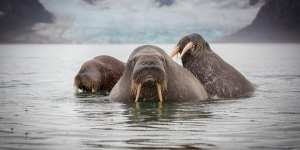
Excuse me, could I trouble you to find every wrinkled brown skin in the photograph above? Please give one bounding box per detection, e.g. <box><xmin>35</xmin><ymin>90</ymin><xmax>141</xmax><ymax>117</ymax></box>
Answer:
<box><xmin>175</xmin><ymin>33</ymin><xmax>254</xmax><ymax>99</ymax></box>
<box><xmin>74</xmin><ymin>55</ymin><xmax>125</xmax><ymax>93</ymax></box>
<box><xmin>110</xmin><ymin>45</ymin><xmax>208</xmax><ymax>103</ymax></box>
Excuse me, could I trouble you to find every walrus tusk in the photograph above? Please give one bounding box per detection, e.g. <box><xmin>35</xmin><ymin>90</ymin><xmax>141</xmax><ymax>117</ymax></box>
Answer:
<box><xmin>156</xmin><ymin>83</ymin><xmax>163</xmax><ymax>102</ymax></box>
<box><xmin>92</xmin><ymin>88</ymin><xmax>96</xmax><ymax>93</ymax></box>
<box><xmin>170</xmin><ymin>46</ymin><xmax>180</xmax><ymax>58</ymax></box>
<box><xmin>181</xmin><ymin>42</ymin><xmax>194</xmax><ymax>57</ymax></box>
<box><xmin>134</xmin><ymin>83</ymin><xmax>142</xmax><ymax>102</ymax></box>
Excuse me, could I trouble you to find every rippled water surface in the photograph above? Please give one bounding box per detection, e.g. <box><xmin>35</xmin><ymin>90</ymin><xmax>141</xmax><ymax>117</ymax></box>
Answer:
<box><xmin>0</xmin><ymin>44</ymin><xmax>300</xmax><ymax>149</ymax></box>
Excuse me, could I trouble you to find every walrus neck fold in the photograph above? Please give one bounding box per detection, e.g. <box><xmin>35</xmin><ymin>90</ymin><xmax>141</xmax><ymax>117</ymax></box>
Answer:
<box><xmin>131</xmin><ymin>79</ymin><xmax>167</xmax><ymax>103</ymax></box>
<box><xmin>181</xmin><ymin>46</ymin><xmax>210</xmax><ymax>66</ymax></box>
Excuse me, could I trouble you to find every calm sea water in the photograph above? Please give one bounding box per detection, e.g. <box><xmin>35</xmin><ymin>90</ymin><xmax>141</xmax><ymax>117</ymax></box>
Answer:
<box><xmin>0</xmin><ymin>44</ymin><xmax>300</xmax><ymax>150</ymax></box>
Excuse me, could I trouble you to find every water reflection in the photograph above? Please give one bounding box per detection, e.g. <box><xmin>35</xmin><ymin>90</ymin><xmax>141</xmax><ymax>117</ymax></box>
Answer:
<box><xmin>126</xmin><ymin>101</ymin><xmax>213</xmax><ymax>123</ymax></box>
<box><xmin>74</xmin><ymin>91</ymin><xmax>110</xmax><ymax>99</ymax></box>
<box><xmin>74</xmin><ymin>94</ymin><xmax>216</xmax><ymax>149</ymax></box>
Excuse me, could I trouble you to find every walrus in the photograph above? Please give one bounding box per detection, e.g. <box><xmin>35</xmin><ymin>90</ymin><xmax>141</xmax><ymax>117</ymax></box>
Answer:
<box><xmin>170</xmin><ymin>33</ymin><xmax>254</xmax><ymax>99</ymax></box>
<box><xmin>109</xmin><ymin>45</ymin><xmax>208</xmax><ymax>103</ymax></box>
<box><xmin>74</xmin><ymin>55</ymin><xmax>125</xmax><ymax>93</ymax></box>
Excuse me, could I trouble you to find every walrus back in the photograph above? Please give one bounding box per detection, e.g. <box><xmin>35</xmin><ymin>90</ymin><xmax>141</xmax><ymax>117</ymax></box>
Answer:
<box><xmin>187</xmin><ymin>50</ymin><xmax>254</xmax><ymax>98</ymax></box>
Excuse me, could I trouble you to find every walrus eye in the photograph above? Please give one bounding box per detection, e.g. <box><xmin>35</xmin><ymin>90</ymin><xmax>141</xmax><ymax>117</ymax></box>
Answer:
<box><xmin>205</xmin><ymin>42</ymin><xmax>210</xmax><ymax>49</ymax></box>
<box><xmin>128</xmin><ymin>57</ymin><xmax>137</xmax><ymax>68</ymax></box>
<box><xmin>159</xmin><ymin>56</ymin><xmax>166</xmax><ymax>65</ymax></box>
<box><xmin>79</xmin><ymin>67</ymin><xmax>87</xmax><ymax>73</ymax></box>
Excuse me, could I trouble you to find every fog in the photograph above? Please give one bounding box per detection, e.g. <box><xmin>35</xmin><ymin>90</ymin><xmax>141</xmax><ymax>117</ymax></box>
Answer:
<box><xmin>39</xmin><ymin>0</ymin><xmax>261</xmax><ymax>43</ymax></box>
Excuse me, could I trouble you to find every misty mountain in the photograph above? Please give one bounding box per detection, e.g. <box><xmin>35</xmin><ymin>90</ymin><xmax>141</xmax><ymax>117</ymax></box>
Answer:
<box><xmin>218</xmin><ymin>0</ymin><xmax>300</xmax><ymax>42</ymax></box>
<box><xmin>0</xmin><ymin>0</ymin><xmax>53</xmax><ymax>43</ymax></box>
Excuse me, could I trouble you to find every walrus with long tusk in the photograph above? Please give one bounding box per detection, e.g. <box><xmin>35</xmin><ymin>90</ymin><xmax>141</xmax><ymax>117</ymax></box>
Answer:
<box><xmin>74</xmin><ymin>55</ymin><xmax>125</xmax><ymax>93</ymax></box>
<box><xmin>109</xmin><ymin>45</ymin><xmax>208</xmax><ymax>103</ymax></box>
<box><xmin>170</xmin><ymin>33</ymin><xmax>254</xmax><ymax>99</ymax></box>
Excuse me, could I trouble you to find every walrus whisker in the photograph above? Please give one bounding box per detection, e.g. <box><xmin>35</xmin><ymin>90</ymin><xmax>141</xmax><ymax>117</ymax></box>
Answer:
<box><xmin>88</xmin><ymin>80</ymin><xmax>92</xmax><ymax>92</ymax></box>
<box><xmin>130</xmin><ymin>80</ymin><xmax>137</xmax><ymax>96</ymax></box>
<box><xmin>134</xmin><ymin>83</ymin><xmax>142</xmax><ymax>102</ymax></box>
<box><xmin>170</xmin><ymin>46</ymin><xmax>180</xmax><ymax>58</ymax></box>
<box><xmin>90</xmin><ymin>80</ymin><xmax>94</xmax><ymax>92</ymax></box>
<box><xmin>156</xmin><ymin>83</ymin><xmax>163</xmax><ymax>102</ymax></box>
<box><xmin>181</xmin><ymin>42</ymin><xmax>194</xmax><ymax>57</ymax></box>
<box><xmin>92</xmin><ymin>81</ymin><xmax>98</xmax><ymax>93</ymax></box>
<box><xmin>162</xmin><ymin>80</ymin><xmax>167</xmax><ymax>92</ymax></box>
<box><xmin>74</xmin><ymin>85</ymin><xmax>80</xmax><ymax>94</ymax></box>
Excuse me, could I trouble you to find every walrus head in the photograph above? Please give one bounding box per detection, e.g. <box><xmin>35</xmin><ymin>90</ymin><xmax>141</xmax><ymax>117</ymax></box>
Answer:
<box><xmin>128</xmin><ymin>47</ymin><xmax>168</xmax><ymax>102</ymax></box>
<box><xmin>170</xmin><ymin>33</ymin><xmax>211</xmax><ymax>58</ymax></box>
<box><xmin>74</xmin><ymin>62</ymin><xmax>101</xmax><ymax>93</ymax></box>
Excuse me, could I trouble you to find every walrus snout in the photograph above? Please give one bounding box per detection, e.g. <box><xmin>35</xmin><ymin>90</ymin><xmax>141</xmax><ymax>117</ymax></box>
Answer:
<box><xmin>142</xmin><ymin>75</ymin><xmax>155</xmax><ymax>85</ymax></box>
<box><xmin>132</xmin><ymin>55</ymin><xmax>166</xmax><ymax>83</ymax></box>
<box><xmin>74</xmin><ymin>73</ymin><xmax>100</xmax><ymax>93</ymax></box>
<box><xmin>132</xmin><ymin>64</ymin><xmax>165</xmax><ymax>84</ymax></box>
<box><xmin>130</xmin><ymin>57</ymin><xmax>167</xmax><ymax>103</ymax></box>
